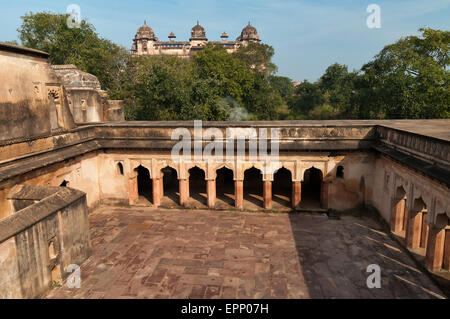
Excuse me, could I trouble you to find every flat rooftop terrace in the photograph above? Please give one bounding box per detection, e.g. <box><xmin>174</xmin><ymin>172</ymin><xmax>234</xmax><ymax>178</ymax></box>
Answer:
<box><xmin>46</xmin><ymin>207</ymin><xmax>447</xmax><ymax>299</ymax></box>
<box><xmin>99</xmin><ymin>119</ymin><xmax>450</xmax><ymax>141</ymax></box>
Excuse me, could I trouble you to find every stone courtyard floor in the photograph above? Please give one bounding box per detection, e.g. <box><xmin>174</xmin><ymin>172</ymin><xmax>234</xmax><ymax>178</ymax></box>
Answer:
<box><xmin>46</xmin><ymin>206</ymin><xmax>447</xmax><ymax>299</ymax></box>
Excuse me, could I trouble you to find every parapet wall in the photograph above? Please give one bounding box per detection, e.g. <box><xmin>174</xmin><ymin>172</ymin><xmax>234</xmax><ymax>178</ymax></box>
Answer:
<box><xmin>0</xmin><ymin>185</ymin><xmax>91</xmax><ymax>298</ymax></box>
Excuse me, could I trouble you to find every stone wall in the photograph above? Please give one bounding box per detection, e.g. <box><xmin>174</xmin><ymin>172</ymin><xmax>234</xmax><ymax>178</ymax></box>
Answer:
<box><xmin>0</xmin><ymin>43</ymin><xmax>76</xmax><ymax>142</ymax></box>
<box><xmin>52</xmin><ymin>65</ymin><xmax>125</xmax><ymax>124</ymax></box>
<box><xmin>0</xmin><ymin>185</ymin><xmax>91</xmax><ymax>298</ymax></box>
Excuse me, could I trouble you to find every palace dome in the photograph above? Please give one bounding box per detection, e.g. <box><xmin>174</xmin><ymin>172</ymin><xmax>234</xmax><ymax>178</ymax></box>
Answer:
<box><xmin>190</xmin><ymin>21</ymin><xmax>207</xmax><ymax>40</ymax></box>
<box><xmin>239</xmin><ymin>22</ymin><xmax>260</xmax><ymax>42</ymax></box>
<box><xmin>135</xmin><ymin>21</ymin><xmax>155</xmax><ymax>40</ymax></box>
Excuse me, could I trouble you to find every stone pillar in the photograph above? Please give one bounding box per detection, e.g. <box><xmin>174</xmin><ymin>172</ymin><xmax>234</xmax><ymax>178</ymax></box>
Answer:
<box><xmin>128</xmin><ymin>175</ymin><xmax>138</xmax><ymax>205</ymax></box>
<box><xmin>406</xmin><ymin>211</ymin><xmax>422</xmax><ymax>249</ymax></box>
<box><xmin>291</xmin><ymin>181</ymin><xmax>301</xmax><ymax>209</ymax></box>
<box><xmin>263</xmin><ymin>181</ymin><xmax>272</xmax><ymax>210</ymax></box>
<box><xmin>425</xmin><ymin>226</ymin><xmax>446</xmax><ymax>272</ymax></box>
<box><xmin>207</xmin><ymin>180</ymin><xmax>216</xmax><ymax>209</ymax></box>
<box><xmin>160</xmin><ymin>177</ymin><xmax>164</xmax><ymax>202</ymax></box>
<box><xmin>152</xmin><ymin>178</ymin><xmax>161</xmax><ymax>207</ymax></box>
<box><xmin>390</xmin><ymin>199</ymin><xmax>405</xmax><ymax>233</ymax></box>
<box><xmin>421</xmin><ymin>213</ymin><xmax>429</xmax><ymax>248</ymax></box>
<box><xmin>179</xmin><ymin>179</ymin><xmax>189</xmax><ymax>206</ymax></box>
<box><xmin>444</xmin><ymin>229</ymin><xmax>450</xmax><ymax>271</ymax></box>
<box><xmin>321</xmin><ymin>182</ymin><xmax>329</xmax><ymax>210</ymax></box>
<box><xmin>235</xmin><ymin>180</ymin><xmax>243</xmax><ymax>209</ymax></box>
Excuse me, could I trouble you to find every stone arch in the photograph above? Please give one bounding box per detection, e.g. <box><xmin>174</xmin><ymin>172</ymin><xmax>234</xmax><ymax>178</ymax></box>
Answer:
<box><xmin>336</xmin><ymin>166</ymin><xmax>344</xmax><ymax>178</ymax></box>
<box><xmin>135</xmin><ymin>164</ymin><xmax>153</xmax><ymax>204</ymax></box>
<box><xmin>238</xmin><ymin>162</ymin><xmax>264</xmax><ymax>181</ymax></box>
<box><xmin>116</xmin><ymin>162</ymin><xmax>124</xmax><ymax>176</ymax></box>
<box><xmin>243</xmin><ymin>166</ymin><xmax>264</xmax><ymax>208</ymax></box>
<box><xmin>271</xmin><ymin>163</ymin><xmax>295</xmax><ymax>179</ymax></box>
<box><xmin>299</xmin><ymin>163</ymin><xmax>326</xmax><ymax>183</ymax></box>
<box><xmin>301</xmin><ymin>167</ymin><xmax>323</xmax><ymax>209</ymax></box>
<box><xmin>47</xmin><ymin>87</ymin><xmax>62</xmax><ymax>130</ymax></box>
<box><xmin>272</xmin><ymin>167</ymin><xmax>292</xmax><ymax>208</ymax></box>
<box><xmin>188</xmin><ymin>166</ymin><xmax>207</xmax><ymax>206</ymax></box>
<box><xmin>131</xmin><ymin>162</ymin><xmax>152</xmax><ymax>178</ymax></box>
<box><xmin>161</xmin><ymin>165</ymin><xmax>179</xmax><ymax>206</ymax></box>
<box><xmin>391</xmin><ymin>185</ymin><xmax>407</xmax><ymax>234</ymax></box>
<box><xmin>215</xmin><ymin>166</ymin><xmax>235</xmax><ymax>207</ymax></box>
<box><xmin>411</xmin><ymin>185</ymin><xmax>432</xmax><ymax>213</ymax></box>
<box><xmin>213</xmin><ymin>163</ymin><xmax>235</xmax><ymax>180</ymax></box>
<box><xmin>156</xmin><ymin>160</ymin><xmax>180</xmax><ymax>178</ymax></box>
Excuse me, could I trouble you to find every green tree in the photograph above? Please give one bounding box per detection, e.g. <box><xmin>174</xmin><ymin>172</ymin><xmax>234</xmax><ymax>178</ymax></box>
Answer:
<box><xmin>290</xmin><ymin>81</ymin><xmax>324</xmax><ymax>116</ymax></box>
<box><xmin>358</xmin><ymin>28</ymin><xmax>449</xmax><ymax>119</ymax></box>
<box><xmin>234</xmin><ymin>42</ymin><xmax>277</xmax><ymax>76</ymax></box>
<box><xmin>18</xmin><ymin>11</ymin><xmax>129</xmax><ymax>90</ymax></box>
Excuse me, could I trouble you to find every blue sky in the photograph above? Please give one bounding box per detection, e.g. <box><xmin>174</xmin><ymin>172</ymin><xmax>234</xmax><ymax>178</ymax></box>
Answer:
<box><xmin>1</xmin><ymin>0</ymin><xmax>449</xmax><ymax>81</ymax></box>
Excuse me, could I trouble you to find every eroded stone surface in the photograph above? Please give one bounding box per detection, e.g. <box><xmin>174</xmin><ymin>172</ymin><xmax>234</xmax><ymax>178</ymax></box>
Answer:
<box><xmin>46</xmin><ymin>207</ymin><xmax>446</xmax><ymax>299</ymax></box>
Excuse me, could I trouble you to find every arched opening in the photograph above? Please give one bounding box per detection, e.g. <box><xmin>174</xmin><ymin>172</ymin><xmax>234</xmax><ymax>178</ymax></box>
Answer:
<box><xmin>391</xmin><ymin>186</ymin><xmax>407</xmax><ymax>235</ymax></box>
<box><xmin>273</xmin><ymin>167</ymin><xmax>292</xmax><ymax>209</ymax></box>
<box><xmin>215</xmin><ymin>166</ymin><xmax>234</xmax><ymax>208</ymax></box>
<box><xmin>48</xmin><ymin>240</ymin><xmax>61</xmax><ymax>285</ymax></box>
<box><xmin>117</xmin><ymin>162</ymin><xmax>124</xmax><ymax>176</ymax></box>
<box><xmin>136</xmin><ymin>165</ymin><xmax>152</xmax><ymax>204</ymax></box>
<box><xmin>60</xmin><ymin>180</ymin><xmax>69</xmax><ymax>187</ymax></box>
<box><xmin>188</xmin><ymin>166</ymin><xmax>207</xmax><ymax>207</ymax></box>
<box><xmin>301</xmin><ymin>167</ymin><xmax>323</xmax><ymax>209</ymax></box>
<box><xmin>336</xmin><ymin>166</ymin><xmax>344</xmax><ymax>178</ymax></box>
<box><xmin>243</xmin><ymin>167</ymin><xmax>263</xmax><ymax>209</ymax></box>
<box><xmin>161</xmin><ymin>166</ymin><xmax>179</xmax><ymax>207</ymax></box>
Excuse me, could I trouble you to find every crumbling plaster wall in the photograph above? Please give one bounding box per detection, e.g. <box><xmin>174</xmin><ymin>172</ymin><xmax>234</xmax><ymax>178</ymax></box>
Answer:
<box><xmin>0</xmin><ymin>186</ymin><xmax>91</xmax><ymax>299</ymax></box>
<box><xmin>0</xmin><ymin>44</ymin><xmax>75</xmax><ymax>142</ymax></box>
<box><xmin>0</xmin><ymin>151</ymin><xmax>101</xmax><ymax>219</ymax></box>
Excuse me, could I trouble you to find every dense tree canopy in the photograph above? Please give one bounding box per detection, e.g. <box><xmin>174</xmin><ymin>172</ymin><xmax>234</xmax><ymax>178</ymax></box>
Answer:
<box><xmin>290</xmin><ymin>28</ymin><xmax>449</xmax><ymax>120</ymax></box>
<box><xmin>14</xmin><ymin>12</ymin><xmax>449</xmax><ymax>120</ymax></box>
<box><xmin>18</xmin><ymin>12</ymin><xmax>129</xmax><ymax>90</ymax></box>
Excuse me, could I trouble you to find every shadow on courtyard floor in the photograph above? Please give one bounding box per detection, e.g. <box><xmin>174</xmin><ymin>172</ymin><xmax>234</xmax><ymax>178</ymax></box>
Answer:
<box><xmin>287</xmin><ymin>209</ymin><xmax>448</xmax><ymax>298</ymax></box>
<box><xmin>45</xmin><ymin>206</ymin><xmax>447</xmax><ymax>299</ymax></box>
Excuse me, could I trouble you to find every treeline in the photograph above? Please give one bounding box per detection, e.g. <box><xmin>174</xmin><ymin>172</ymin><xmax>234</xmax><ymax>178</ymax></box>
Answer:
<box><xmin>14</xmin><ymin>12</ymin><xmax>450</xmax><ymax>120</ymax></box>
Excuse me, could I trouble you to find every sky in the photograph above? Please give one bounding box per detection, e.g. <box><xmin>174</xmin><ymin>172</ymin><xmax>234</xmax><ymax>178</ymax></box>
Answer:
<box><xmin>0</xmin><ymin>0</ymin><xmax>449</xmax><ymax>82</ymax></box>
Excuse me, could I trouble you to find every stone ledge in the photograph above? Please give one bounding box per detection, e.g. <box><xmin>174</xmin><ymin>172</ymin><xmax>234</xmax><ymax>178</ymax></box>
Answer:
<box><xmin>0</xmin><ymin>186</ymin><xmax>86</xmax><ymax>244</ymax></box>
<box><xmin>372</xmin><ymin>144</ymin><xmax>450</xmax><ymax>188</ymax></box>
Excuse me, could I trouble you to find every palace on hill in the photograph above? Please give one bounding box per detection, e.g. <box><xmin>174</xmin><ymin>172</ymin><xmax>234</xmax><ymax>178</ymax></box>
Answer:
<box><xmin>131</xmin><ymin>21</ymin><xmax>261</xmax><ymax>57</ymax></box>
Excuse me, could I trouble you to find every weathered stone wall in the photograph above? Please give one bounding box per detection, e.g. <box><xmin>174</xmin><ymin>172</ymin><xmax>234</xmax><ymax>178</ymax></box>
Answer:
<box><xmin>0</xmin><ymin>43</ymin><xmax>76</xmax><ymax>142</ymax></box>
<box><xmin>0</xmin><ymin>120</ymin><xmax>448</xmax><ymax>223</ymax></box>
<box><xmin>96</xmin><ymin>150</ymin><xmax>375</xmax><ymax>211</ymax></box>
<box><xmin>371</xmin><ymin>154</ymin><xmax>449</xmax><ymax>228</ymax></box>
<box><xmin>106</xmin><ymin>100</ymin><xmax>125</xmax><ymax>122</ymax></box>
<box><xmin>52</xmin><ymin>65</ymin><xmax>103</xmax><ymax>123</ymax></box>
<box><xmin>0</xmin><ymin>151</ymin><xmax>101</xmax><ymax>219</ymax></box>
<box><xmin>52</xmin><ymin>65</ymin><xmax>125</xmax><ymax>124</ymax></box>
<box><xmin>0</xmin><ymin>186</ymin><xmax>91</xmax><ymax>299</ymax></box>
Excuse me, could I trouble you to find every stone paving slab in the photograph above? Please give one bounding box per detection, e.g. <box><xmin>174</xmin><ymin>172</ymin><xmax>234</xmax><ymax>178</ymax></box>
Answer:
<box><xmin>45</xmin><ymin>207</ymin><xmax>447</xmax><ymax>299</ymax></box>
